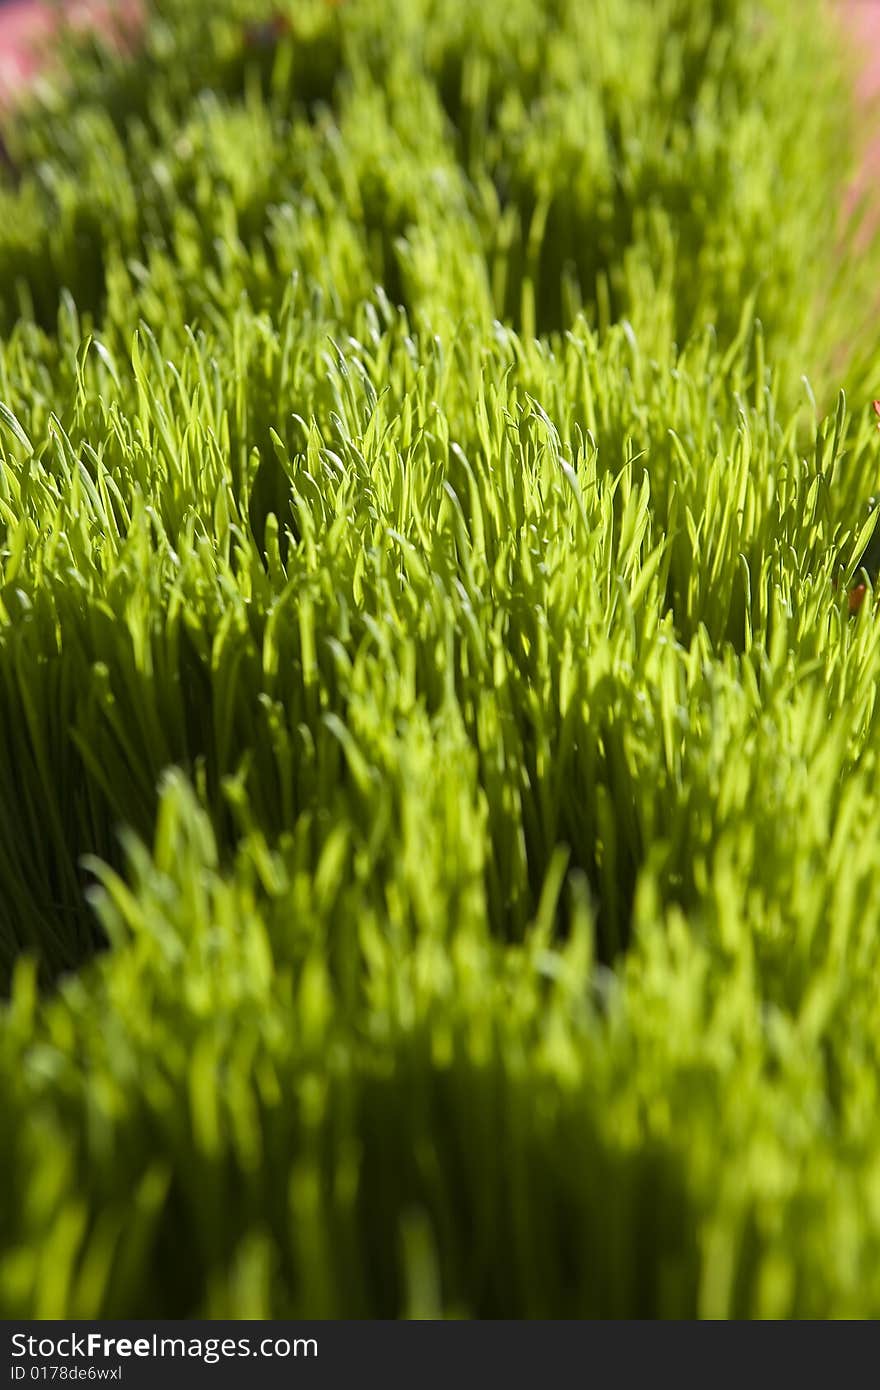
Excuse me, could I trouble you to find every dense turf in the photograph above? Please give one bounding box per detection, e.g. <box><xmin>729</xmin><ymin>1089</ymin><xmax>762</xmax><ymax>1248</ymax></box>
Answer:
<box><xmin>1</xmin><ymin>0</ymin><xmax>880</xmax><ymax>1317</ymax></box>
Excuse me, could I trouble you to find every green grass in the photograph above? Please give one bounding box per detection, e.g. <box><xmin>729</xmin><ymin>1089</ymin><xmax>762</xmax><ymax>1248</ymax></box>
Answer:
<box><xmin>0</xmin><ymin>0</ymin><xmax>880</xmax><ymax>1317</ymax></box>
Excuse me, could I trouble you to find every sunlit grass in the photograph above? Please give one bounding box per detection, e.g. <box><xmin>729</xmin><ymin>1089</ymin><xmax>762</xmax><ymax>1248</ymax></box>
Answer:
<box><xmin>0</xmin><ymin>0</ymin><xmax>879</xmax><ymax>1318</ymax></box>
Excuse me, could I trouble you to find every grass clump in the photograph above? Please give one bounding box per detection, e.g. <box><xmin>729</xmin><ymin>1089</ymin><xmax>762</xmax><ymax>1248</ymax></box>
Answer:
<box><xmin>0</xmin><ymin>0</ymin><xmax>879</xmax><ymax>1318</ymax></box>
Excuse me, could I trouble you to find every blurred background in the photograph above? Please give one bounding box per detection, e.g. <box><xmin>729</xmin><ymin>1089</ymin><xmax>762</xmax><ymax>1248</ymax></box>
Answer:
<box><xmin>0</xmin><ymin>1</ymin><xmax>142</xmax><ymax>110</ymax></box>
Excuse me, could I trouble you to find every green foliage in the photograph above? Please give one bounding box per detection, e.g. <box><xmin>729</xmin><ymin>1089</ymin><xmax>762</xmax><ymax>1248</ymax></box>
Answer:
<box><xmin>0</xmin><ymin>0</ymin><xmax>878</xmax><ymax>1318</ymax></box>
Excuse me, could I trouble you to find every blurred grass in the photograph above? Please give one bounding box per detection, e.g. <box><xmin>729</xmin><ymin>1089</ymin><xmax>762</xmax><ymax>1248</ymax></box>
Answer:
<box><xmin>0</xmin><ymin>0</ymin><xmax>879</xmax><ymax>1317</ymax></box>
